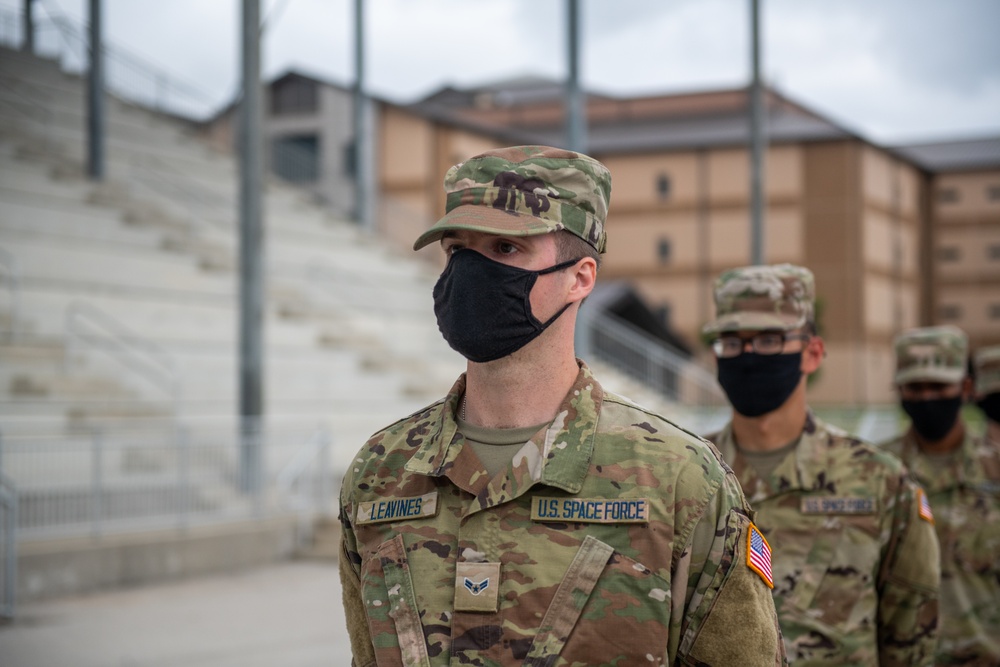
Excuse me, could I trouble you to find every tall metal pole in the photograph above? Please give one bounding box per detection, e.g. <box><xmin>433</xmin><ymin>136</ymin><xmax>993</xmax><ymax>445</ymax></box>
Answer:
<box><xmin>239</xmin><ymin>0</ymin><xmax>264</xmax><ymax>493</ymax></box>
<box><xmin>565</xmin><ymin>0</ymin><xmax>586</xmax><ymax>152</ymax></box>
<box><xmin>353</xmin><ymin>0</ymin><xmax>372</xmax><ymax>230</ymax></box>
<box><xmin>21</xmin><ymin>0</ymin><xmax>34</xmax><ymax>53</ymax></box>
<box><xmin>749</xmin><ymin>0</ymin><xmax>765</xmax><ymax>264</ymax></box>
<box><xmin>86</xmin><ymin>0</ymin><xmax>104</xmax><ymax>181</ymax></box>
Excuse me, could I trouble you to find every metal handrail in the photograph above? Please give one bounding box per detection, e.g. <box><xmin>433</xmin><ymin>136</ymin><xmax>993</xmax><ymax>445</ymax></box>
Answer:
<box><xmin>63</xmin><ymin>301</ymin><xmax>180</xmax><ymax>413</ymax></box>
<box><xmin>130</xmin><ymin>154</ymin><xmax>233</xmax><ymax>225</ymax></box>
<box><xmin>0</xmin><ymin>468</ymin><xmax>17</xmax><ymax>620</ymax></box>
<box><xmin>586</xmin><ymin>310</ymin><xmax>725</xmax><ymax>405</ymax></box>
<box><xmin>1</xmin><ymin>2</ymin><xmax>220</xmax><ymax>120</ymax></box>
<box><xmin>0</xmin><ymin>247</ymin><xmax>21</xmax><ymax>342</ymax></box>
<box><xmin>275</xmin><ymin>427</ymin><xmax>332</xmax><ymax>515</ymax></box>
<box><xmin>303</xmin><ymin>260</ymin><xmax>431</xmax><ymax>317</ymax></box>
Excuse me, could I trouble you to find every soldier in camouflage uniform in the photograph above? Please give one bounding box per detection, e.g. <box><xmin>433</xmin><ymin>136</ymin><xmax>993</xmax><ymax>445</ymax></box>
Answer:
<box><xmin>339</xmin><ymin>146</ymin><xmax>785</xmax><ymax>666</ymax></box>
<box><xmin>974</xmin><ymin>345</ymin><xmax>1000</xmax><ymax>446</ymax></box>
<box><xmin>702</xmin><ymin>264</ymin><xmax>940</xmax><ymax>665</ymax></box>
<box><xmin>882</xmin><ymin>327</ymin><xmax>1000</xmax><ymax>665</ymax></box>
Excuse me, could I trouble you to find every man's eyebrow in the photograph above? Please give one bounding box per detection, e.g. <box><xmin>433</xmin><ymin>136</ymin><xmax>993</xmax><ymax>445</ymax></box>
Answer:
<box><xmin>441</xmin><ymin>231</ymin><xmax>457</xmax><ymax>240</ymax></box>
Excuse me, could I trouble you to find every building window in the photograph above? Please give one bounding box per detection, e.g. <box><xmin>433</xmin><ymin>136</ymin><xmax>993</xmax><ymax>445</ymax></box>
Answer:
<box><xmin>657</xmin><ymin>238</ymin><xmax>672</xmax><ymax>264</ymax></box>
<box><xmin>655</xmin><ymin>173</ymin><xmax>671</xmax><ymax>200</ymax></box>
<box><xmin>937</xmin><ymin>246</ymin><xmax>961</xmax><ymax>262</ymax></box>
<box><xmin>990</xmin><ymin>304</ymin><xmax>1000</xmax><ymax>320</ymax></box>
<box><xmin>938</xmin><ymin>304</ymin><xmax>962</xmax><ymax>321</ymax></box>
<box><xmin>272</xmin><ymin>134</ymin><xmax>320</xmax><ymax>183</ymax></box>
<box><xmin>937</xmin><ymin>188</ymin><xmax>959</xmax><ymax>204</ymax></box>
<box><xmin>988</xmin><ymin>185</ymin><xmax>1000</xmax><ymax>201</ymax></box>
<box><xmin>271</xmin><ymin>77</ymin><xmax>318</xmax><ymax>115</ymax></box>
<box><xmin>990</xmin><ymin>244</ymin><xmax>1000</xmax><ymax>261</ymax></box>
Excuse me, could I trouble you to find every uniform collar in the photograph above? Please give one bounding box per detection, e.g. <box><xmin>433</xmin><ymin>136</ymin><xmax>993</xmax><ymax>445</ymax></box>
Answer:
<box><xmin>405</xmin><ymin>360</ymin><xmax>603</xmax><ymax>500</ymax></box>
<box><xmin>896</xmin><ymin>427</ymin><xmax>989</xmax><ymax>492</ymax></box>
<box><xmin>715</xmin><ymin>411</ymin><xmax>839</xmax><ymax>502</ymax></box>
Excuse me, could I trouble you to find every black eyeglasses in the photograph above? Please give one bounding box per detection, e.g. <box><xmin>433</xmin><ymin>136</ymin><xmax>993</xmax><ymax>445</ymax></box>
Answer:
<box><xmin>711</xmin><ymin>332</ymin><xmax>811</xmax><ymax>358</ymax></box>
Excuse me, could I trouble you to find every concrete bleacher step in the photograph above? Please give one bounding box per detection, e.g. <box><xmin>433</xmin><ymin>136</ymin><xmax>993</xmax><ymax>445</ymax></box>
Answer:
<box><xmin>0</xmin><ymin>46</ymin><xmax>469</xmax><ymax>451</ymax></box>
<box><xmin>296</xmin><ymin>516</ymin><xmax>341</xmax><ymax>561</ymax></box>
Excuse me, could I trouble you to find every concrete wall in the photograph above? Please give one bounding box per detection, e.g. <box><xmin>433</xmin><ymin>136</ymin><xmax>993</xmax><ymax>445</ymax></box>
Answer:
<box><xmin>17</xmin><ymin>517</ymin><xmax>302</xmax><ymax>602</ymax></box>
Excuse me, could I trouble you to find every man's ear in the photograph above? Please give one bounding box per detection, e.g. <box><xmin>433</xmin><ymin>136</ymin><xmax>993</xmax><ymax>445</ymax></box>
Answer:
<box><xmin>801</xmin><ymin>335</ymin><xmax>825</xmax><ymax>375</ymax></box>
<box><xmin>962</xmin><ymin>376</ymin><xmax>974</xmax><ymax>402</ymax></box>
<box><xmin>567</xmin><ymin>257</ymin><xmax>597</xmax><ymax>303</ymax></box>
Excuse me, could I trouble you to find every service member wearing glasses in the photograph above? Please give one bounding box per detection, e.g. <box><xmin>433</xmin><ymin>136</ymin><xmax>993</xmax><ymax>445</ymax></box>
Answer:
<box><xmin>701</xmin><ymin>263</ymin><xmax>940</xmax><ymax>666</ymax></box>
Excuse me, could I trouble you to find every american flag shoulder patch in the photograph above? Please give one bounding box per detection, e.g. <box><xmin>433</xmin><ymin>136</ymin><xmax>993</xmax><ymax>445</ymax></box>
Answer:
<box><xmin>917</xmin><ymin>487</ymin><xmax>934</xmax><ymax>524</ymax></box>
<box><xmin>747</xmin><ymin>522</ymin><xmax>774</xmax><ymax>589</ymax></box>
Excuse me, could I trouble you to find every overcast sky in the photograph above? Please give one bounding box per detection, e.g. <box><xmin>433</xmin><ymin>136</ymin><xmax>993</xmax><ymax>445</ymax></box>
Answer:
<box><xmin>6</xmin><ymin>0</ymin><xmax>1000</xmax><ymax>144</ymax></box>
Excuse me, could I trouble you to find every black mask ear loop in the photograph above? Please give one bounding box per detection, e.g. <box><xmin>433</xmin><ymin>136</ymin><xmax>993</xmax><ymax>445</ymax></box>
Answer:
<box><xmin>533</xmin><ymin>257</ymin><xmax>583</xmax><ymax>328</ymax></box>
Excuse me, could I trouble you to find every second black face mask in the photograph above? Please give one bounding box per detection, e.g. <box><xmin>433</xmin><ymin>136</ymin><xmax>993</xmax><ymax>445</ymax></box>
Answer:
<box><xmin>902</xmin><ymin>396</ymin><xmax>963</xmax><ymax>442</ymax></box>
<box><xmin>978</xmin><ymin>393</ymin><xmax>1000</xmax><ymax>424</ymax></box>
<box><xmin>717</xmin><ymin>352</ymin><xmax>803</xmax><ymax>417</ymax></box>
<box><xmin>432</xmin><ymin>249</ymin><xmax>578</xmax><ymax>363</ymax></box>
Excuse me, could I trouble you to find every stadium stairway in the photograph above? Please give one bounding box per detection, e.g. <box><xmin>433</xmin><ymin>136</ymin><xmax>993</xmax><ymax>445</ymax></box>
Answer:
<box><xmin>0</xmin><ymin>45</ymin><xmax>467</xmax><ymax>471</ymax></box>
<box><xmin>0</xmin><ymin>46</ymin><xmax>697</xmax><ymax>468</ymax></box>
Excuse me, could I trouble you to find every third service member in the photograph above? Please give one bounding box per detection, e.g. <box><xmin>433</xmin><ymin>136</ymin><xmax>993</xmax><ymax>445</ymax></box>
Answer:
<box><xmin>338</xmin><ymin>146</ymin><xmax>784</xmax><ymax>666</ymax></box>
<box><xmin>974</xmin><ymin>344</ymin><xmax>1000</xmax><ymax>446</ymax></box>
<box><xmin>882</xmin><ymin>327</ymin><xmax>1000</xmax><ymax>665</ymax></box>
<box><xmin>702</xmin><ymin>263</ymin><xmax>940</xmax><ymax>666</ymax></box>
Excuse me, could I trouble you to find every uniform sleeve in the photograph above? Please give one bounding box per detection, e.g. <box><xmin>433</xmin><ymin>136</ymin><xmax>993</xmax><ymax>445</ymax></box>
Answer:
<box><xmin>339</xmin><ymin>493</ymin><xmax>377</xmax><ymax>667</ymax></box>
<box><xmin>674</xmin><ymin>472</ymin><xmax>785</xmax><ymax>666</ymax></box>
<box><xmin>876</xmin><ymin>474</ymin><xmax>940</xmax><ymax>667</ymax></box>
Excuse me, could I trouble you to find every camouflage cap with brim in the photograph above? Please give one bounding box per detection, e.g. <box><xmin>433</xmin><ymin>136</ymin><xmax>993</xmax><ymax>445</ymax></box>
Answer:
<box><xmin>893</xmin><ymin>325</ymin><xmax>968</xmax><ymax>385</ymax></box>
<box><xmin>974</xmin><ymin>345</ymin><xmax>1000</xmax><ymax>395</ymax></box>
<box><xmin>702</xmin><ymin>264</ymin><xmax>815</xmax><ymax>334</ymax></box>
<box><xmin>412</xmin><ymin>145</ymin><xmax>611</xmax><ymax>253</ymax></box>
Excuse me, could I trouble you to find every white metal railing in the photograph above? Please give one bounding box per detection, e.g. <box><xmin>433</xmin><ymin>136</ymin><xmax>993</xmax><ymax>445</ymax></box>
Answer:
<box><xmin>64</xmin><ymin>301</ymin><xmax>180</xmax><ymax>414</ymax></box>
<box><xmin>276</xmin><ymin>427</ymin><xmax>332</xmax><ymax>515</ymax></box>
<box><xmin>0</xmin><ymin>421</ymin><xmax>337</xmax><ymax>541</ymax></box>
<box><xmin>0</xmin><ymin>246</ymin><xmax>21</xmax><ymax>342</ymax></box>
<box><xmin>0</xmin><ymin>468</ymin><xmax>17</xmax><ymax>620</ymax></box>
<box><xmin>584</xmin><ymin>310</ymin><xmax>726</xmax><ymax>406</ymax></box>
<box><xmin>0</xmin><ymin>2</ymin><xmax>222</xmax><ymax>121</ymax></box>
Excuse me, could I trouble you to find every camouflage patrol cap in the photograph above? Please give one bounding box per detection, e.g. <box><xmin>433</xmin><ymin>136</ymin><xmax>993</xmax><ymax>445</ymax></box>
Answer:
<box><xmin>892</xmin><ymin>325</ymin><xmax>969</xmax><ymax>385</ymax></box>
<box><xmin>702</xmin><ymin>264</ymin><xmax>815</xmax><ymax>334</ymax></box>
<box><xmin>973</xmin><ymin>345</ymin><xmax>1000</xmax><ymax>395</ymax></box>
<box><xmin>412</xmin><ymin>145</ymin><xmax>611</xmax><ymax>253</ymax></box>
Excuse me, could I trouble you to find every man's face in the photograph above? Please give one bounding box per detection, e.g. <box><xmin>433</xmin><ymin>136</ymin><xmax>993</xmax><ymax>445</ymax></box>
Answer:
<box><xmin>898</xmin><ymin>381</ymin><xmax>964</xmax><ymax>403</ymax></box>
<box><xmin>896</xmin><ymin>379</ymin><xmax>969</xmax><ymax>443</ymax></box>
<box><xmin>440</xmin><ymin>230</ymin><xmax>578</xmax><ymax>323</ymax></box>
<box><xmin>440</xmin><ymin>229</ymin><xmax>557</xmax><ymax>271</ymax></box>
<box><xmin>711</xmin><ymin>328</ymin><xmax>822</xmax><ymax>375</ymax></box>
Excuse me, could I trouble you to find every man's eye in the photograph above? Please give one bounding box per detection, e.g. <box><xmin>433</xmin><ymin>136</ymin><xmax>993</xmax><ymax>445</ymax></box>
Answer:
<box><xmin>497</xmin><ymin>242</ymin><xmax>517</xmax><ymax>254</ymax></box>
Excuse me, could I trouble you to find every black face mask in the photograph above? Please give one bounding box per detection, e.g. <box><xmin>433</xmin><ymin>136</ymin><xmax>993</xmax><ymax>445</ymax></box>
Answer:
<box><xmin>978</xmin><ymin>393</ymin><xmax>1000</xmax><ymax>423</ymax></box>
<box><xmin>717</xmin><ymin>352</ymin><xmax>803</xmax><ymax>417</ymax></box>
<box><xmin>901</xmin><ymin>396</ymin><xmax>963</xmax><ymax>442</ymax></box>
<box><xmin>432</xmin><ymin>249</ymin><xmax>579</xmax><ymax>363</ymax></box>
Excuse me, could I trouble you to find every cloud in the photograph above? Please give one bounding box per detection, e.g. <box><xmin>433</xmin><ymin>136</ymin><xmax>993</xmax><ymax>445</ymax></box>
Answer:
<box><xmin>2</xmin><ymin>0</ymin><xmax>995</xmax><ymax>140</ymax></box>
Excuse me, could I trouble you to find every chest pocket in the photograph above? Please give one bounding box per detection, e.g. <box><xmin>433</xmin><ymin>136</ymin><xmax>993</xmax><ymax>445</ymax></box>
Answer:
<box><xmin>770</xmin><ymin>515</ymin><xmax>881</xmax><ymax>632</ymax></box>
<box><xmin>949</xmin><ymin>486</ymin><xmax>1000</xmax><ymax>575</ymax></box>
<box><xmin>524</xmin><ymin>535</ymin><xmax>672</xmax><ymax>667</ymax></box>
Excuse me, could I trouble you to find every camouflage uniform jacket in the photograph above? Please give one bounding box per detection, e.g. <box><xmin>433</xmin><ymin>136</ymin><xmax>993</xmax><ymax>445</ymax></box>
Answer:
<box><xmin>339</xmin><ymin>363</ymin><xmax>785</xmax><ymax>666</ymax></box>
<box><xmin>882</xmin><ymin>430</ymin><xmax>1000</xmax><ymax>665</ymax></box>
<box><xmin>706</xmin><ymin>413</ymin><xmax>940</xmax><ymax>666</ymax></box>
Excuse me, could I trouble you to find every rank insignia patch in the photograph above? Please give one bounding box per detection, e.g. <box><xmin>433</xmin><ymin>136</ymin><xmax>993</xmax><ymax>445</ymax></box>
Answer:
<box><xmin>747</xmin><ymin>523</ymin><xmax>773</xmax><ymax>589</ymax></box>
<box><xmin>454</xmin><ymin>562</ymin><xmax>501</xmax><ymax>612</ymax></box>
<box><xmin>463</xmin><ymin>578</ymin><xmax>490</xmax><ymax>596</ymax></box>
<box><xmin>917</xmin><ymin>487</ymin><xmax>935</xmax><ymax>524</ymax></box>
